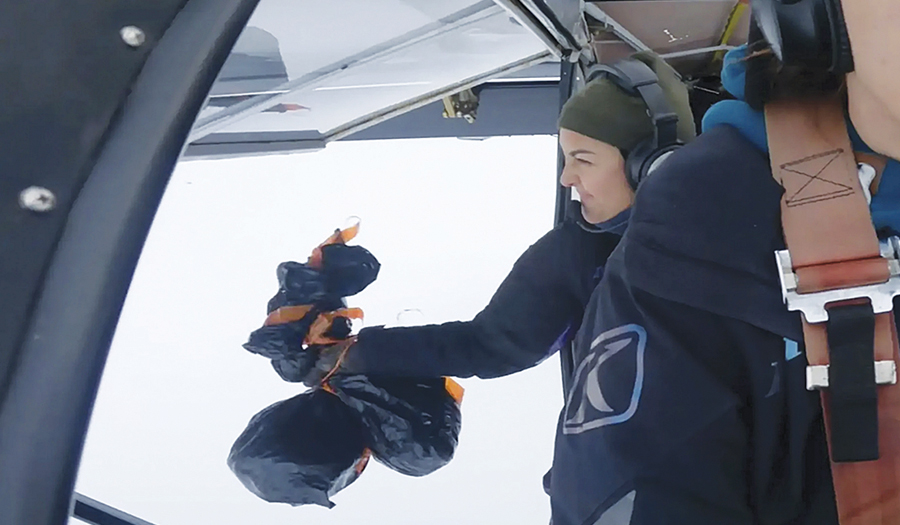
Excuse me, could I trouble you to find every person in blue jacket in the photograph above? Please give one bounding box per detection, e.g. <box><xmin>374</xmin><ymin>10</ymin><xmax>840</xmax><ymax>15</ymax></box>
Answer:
<box><xmin>300</xmin><ymin>50</ymin><xmax>696</xmax><ymax>383</ymax></box>
<box><xmin>548</xmin><ymin>2</ymin><xmax>900</xmax><ymax>524</ymax></box>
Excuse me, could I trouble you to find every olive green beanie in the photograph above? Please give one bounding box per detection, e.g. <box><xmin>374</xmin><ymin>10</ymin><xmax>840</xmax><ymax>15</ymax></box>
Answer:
<box><xmin>558</xmin><ymin>51</ymin><xmax>696</xmax><ymax>152</ymax></box>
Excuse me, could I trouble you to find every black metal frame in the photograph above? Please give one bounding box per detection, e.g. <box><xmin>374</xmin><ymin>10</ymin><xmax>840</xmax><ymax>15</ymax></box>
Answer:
<box><xmin>0</xmin><ymin>1</ymin><xmax>259</xmax><ymax>524</ymax></box>
<box><xmin>72</xmin><ymin>493</ymin><xmax>156</xmax><ymax>525</ymax></box>
<box><xmin>494</xmin><ymin>0</ymin><xmax>584</xmax><ymax>59</ymax></box>
<box><xmin>555</xmin><ymin>59</ymin><xmax>578</xmax><ymax>395</ymax></box>
<box><xmin>524</xmin><ymin>0</ymin><xmax>583</xmax><ymax>52</ymax></box>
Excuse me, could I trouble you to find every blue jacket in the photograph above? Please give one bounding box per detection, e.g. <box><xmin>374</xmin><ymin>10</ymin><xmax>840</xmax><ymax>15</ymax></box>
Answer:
<box><xmin>549</xmin><ymin>125</ymin><xmax>838</xmax><ymax>525</ymax></box>
<box><xmin>349</xmin><ymin>216</ymin><xmax>622</xmax><ymax>379</ymax></box>
<box><xmin>547</xmin><ymin>47</ymin><xmax>900</xmax><ymax>524</ymax></box>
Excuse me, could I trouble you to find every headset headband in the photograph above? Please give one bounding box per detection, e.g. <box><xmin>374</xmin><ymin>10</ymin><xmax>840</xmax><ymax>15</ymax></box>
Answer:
<box><xmin>586</xmin><ymin>59</ymin><xmax>679</xmax><ymax>149</ymax></box>
<box><xmin>750</xmin><ymin>0</ymin><xmax>853</xmax><ymax>73</ymax></box>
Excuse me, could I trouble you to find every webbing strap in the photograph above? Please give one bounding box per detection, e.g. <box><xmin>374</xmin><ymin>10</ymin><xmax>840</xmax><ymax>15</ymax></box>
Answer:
<box><xmin>826</xmin><ymin>302</ymin><xmax>879</xmax><ymax>462</ymax></box>
<box><xmin>766</xmin><ymin>98</ymin><xmax>900</xmax><ymax>523</ymax></box>
<box><xmin>801</xmin><ymin>314</ymin><xmax>900</xmax><ymax>523</ymax></box>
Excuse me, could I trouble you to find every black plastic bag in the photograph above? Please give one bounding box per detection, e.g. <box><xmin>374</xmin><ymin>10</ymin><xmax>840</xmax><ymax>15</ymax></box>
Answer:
<box><xmin>269</xmin><ymin>349</ymin><xmax>320</xmax><ymax>383</ymax></box>
<box><xmin>268</xmin><ymin>244</ymin><xmax>379</xmax><ymax>312</ymax></box>
<box><xmin>266</xmin><ymin>262</ymin><xmax>329</xmax><ymax>312</ymax></box>
<box><xmin>227</xmin><ymin>389</ymin><xmax>370</xmax><ymax>508</ymax></box>
<box><xmin>243</xmin><ymin>319</ymin><xmax>317</xmax><ymax>362</ymax></box>
<box><xmin>328</xmin><ymin>374</ymin><xmax>462</xmax><ymax>477</ymax></box>
<box><xmin>318</xmin><ymin>244</ymin><xmax>380</xmax><ymax>298</ymax></box>
<box><xmin>244</xmin><ymin>238</ymin><xmax>380</xmax><ymax>382</ymax></box>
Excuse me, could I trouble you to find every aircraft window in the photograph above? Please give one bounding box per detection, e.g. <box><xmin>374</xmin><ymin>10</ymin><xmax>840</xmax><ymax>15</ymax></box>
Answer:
<box><xmin>190</xmin><ymin>0</ymin><xmax>550</xmax><ymax>142</ymax></box>
<box><xmin>74</xmin><ymin>135</ymin><xmax>563</xmax><ymax>524</ymax></box>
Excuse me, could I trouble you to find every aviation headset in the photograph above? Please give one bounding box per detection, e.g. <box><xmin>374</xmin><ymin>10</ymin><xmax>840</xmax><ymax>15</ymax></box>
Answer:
<box><xmin>750</xmin><ymin>0</ymin><xmax>853</xmax><ymax>74</ymax></box>
<box><xmin>585</xmin><ymin>58</ymin><xmax>683</xmax><ymax>191</ymax></box>
<box><xmin>570</xmin><ymin>57</ymin><xmax>682</xmax><ymax>233</ymax></box>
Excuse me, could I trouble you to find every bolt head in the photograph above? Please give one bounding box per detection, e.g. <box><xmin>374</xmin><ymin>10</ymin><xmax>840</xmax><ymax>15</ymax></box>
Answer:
<box><xmin>19</xmin><ymin>186</ymin><xmax>57</xmax><ymax>213</ymax></box>
<box><xmin>120</xmin><ymin>26</ymin><xmax>146</xmax><ymax>48</ymax></box>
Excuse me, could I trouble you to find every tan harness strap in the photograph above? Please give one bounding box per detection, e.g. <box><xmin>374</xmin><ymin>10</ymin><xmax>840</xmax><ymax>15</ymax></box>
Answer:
<box><xmin>767</xmin><ymin>99</ymin><xmax>885</xmax><ymax>271</ymax></box>
<box><xmin>802</xmin><ymin>318</ymin><xmax>900</xmax><ymax>523</ymax></box>
<box><xmin>766</xmin><ymin>98</ymin><xmax>900</xmax><ymax>524</ymax></box>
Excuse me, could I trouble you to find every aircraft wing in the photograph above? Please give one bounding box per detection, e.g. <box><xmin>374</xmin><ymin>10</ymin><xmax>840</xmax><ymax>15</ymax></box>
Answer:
<box><xmin>184</xmin><ymin>0</ymin><xmax>750</xmax><ymax>160</ymax></box>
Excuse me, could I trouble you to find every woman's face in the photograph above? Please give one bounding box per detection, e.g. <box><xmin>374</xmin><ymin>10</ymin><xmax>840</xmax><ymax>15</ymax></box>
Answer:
<box><xmin>843</xmin><ymin>0</ymin><xmax>900</xmax><ymax>159</ymax></box>
<box><xmin>559</xmin><ymin>128</ymin><xmax>634</xmax><ymax>224</ymax></box>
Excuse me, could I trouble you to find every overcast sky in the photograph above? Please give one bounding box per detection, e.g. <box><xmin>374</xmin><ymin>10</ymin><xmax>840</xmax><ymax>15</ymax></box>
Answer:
<box><xmin>71</xmin><ymin>135</ymin><xmax>568</xmax><ymax>525</ymax></box>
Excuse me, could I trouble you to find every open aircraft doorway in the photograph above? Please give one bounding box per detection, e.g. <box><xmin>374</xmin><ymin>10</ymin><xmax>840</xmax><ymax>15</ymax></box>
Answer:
<box><xmin>0</xmin><ymin>2</ymin><xmax>749</xmax><ymax>524</ymax></box>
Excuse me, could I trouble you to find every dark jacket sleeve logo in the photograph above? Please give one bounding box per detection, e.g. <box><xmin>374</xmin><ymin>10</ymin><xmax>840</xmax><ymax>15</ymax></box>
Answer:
<box><xmin>563</xmin><ymin>324</ymin><xmax>646</xmax><ymax>435</ymax></box>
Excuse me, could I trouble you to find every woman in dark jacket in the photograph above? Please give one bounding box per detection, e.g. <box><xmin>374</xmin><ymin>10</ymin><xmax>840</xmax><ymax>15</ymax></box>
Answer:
<box><xmin>549</xmin><ymin>3</ymin><xmax>900</xmax><ymax>524</ymax></box>
<box><xmin>303</xmin><ymin>50</ymin><xmax>696</xmax><ymax>383</ymax></box>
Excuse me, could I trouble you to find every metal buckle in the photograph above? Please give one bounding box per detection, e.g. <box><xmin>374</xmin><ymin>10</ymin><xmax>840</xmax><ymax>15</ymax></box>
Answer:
<box><xmin>777</xmin><ymin>237</ymin><xmax>900</xmax><ymax>392</ymax></box>
<box><xmin>807</xmin><ymin>360</ymin><xmax>898</xmax><ymax>390</ymax></box>
<box><xmin>775</xmin><ymin>236</ymin><xmax>900</xmax><ymax>324</ymax></box>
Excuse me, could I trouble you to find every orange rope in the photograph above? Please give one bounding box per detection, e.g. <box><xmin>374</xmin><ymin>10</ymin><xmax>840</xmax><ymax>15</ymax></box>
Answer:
<box><xmin>320</xmin><ymin>336</ymin><xmax>358</xmax><ymax>386</ymax></box>
<box><xmin>307</xmin><ymin>224</ymin><xmax>360</xmax><ymax>269</ymax></box>
<box><xmin>264</xmin><ymin>305</ymin><xmax>313</xmax><ymax>326</ymax></box>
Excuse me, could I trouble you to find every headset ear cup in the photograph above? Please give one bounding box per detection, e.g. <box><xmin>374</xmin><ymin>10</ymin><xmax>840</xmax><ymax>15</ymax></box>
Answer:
<box><xmin>624</xmin><ymin>139</ymin><xmax>654</xmax><ymax>191</ymax></box>
<box><xmin>752</xmin><ymin>0</ymin><xmax>852</xmax><ymax>73</ymax></box>
<box><xmin>826</xmin><ymin>0</ymin><xmax>853</xmax><ymax>73</ymax></box>
<box><xmin>627</xmin><ymin>142</ymin><xmax>682</xmax><ymax>191</ymax></box>
<box><xmin>749</xmin><ymin>0</ymin><xmax>784</xmax><ymax>62</ymax></box>
<box><xmin>745</xmin><ymin>18</ymin><xmax>775</xmax><ymax>111</ymax></box>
